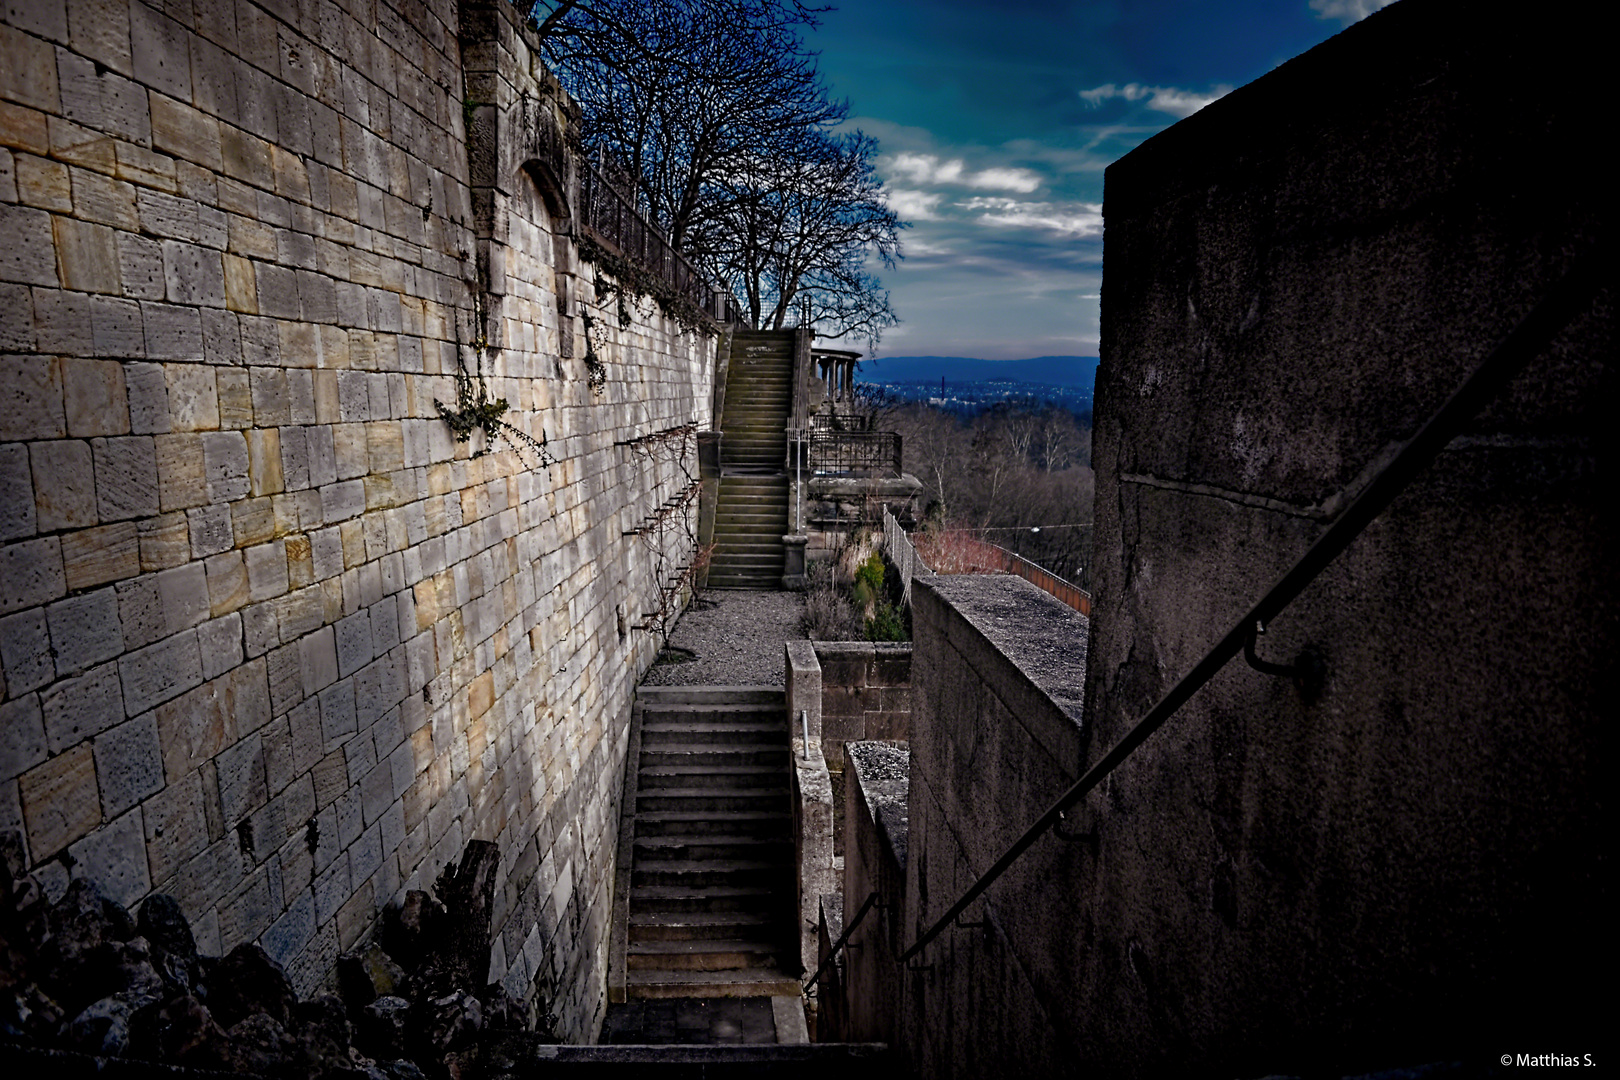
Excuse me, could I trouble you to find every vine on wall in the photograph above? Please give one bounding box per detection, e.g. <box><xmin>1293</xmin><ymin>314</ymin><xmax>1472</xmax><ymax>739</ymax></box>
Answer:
<box><xmin>577</xmin><ymin>234</ymin><xmax>715</xmax><ymax>335</ymax></box>
<box><xmin>617</xmin><ymin>423</ymin><xmax>710</xmax><ymax>643</ymax></box>
<box><xmin>436</xmin><ymin>296</ymin><xmax>558</xmax><ymax>470</ymax></box>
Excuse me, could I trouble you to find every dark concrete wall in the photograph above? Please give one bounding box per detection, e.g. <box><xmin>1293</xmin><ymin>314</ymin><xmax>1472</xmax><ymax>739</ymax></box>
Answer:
<box><xmin>1081</xmin><ymin>0</ymin><xmax>1608</xmax><ymax>1074</ymax></box>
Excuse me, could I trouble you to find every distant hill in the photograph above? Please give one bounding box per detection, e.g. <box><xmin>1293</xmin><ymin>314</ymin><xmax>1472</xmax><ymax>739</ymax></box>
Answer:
<box><xmin>859</xmin><ymin>355</ymin><xmax>1099</xmax><ymax>391</ymax></box>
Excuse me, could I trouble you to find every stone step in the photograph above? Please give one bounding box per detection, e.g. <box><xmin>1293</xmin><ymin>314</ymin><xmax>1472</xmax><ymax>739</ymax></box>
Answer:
<box><xmin>625</xmin><ymin>938</ymin><xmax>791</xmax><ymax>972</ymax></box>
<box><xmin>638</xmin><ymin>765</ymin><xmax>789</xmax><ymax>790</ymax></box>
<box><xmin>717</xmin><ymin>479</ymin><xmax>789</xmax><ymax>490</ymax></box>
<box><xmin>640</xmin><ymin>745</ymin><xmax>790</xmax><ymax>768</ymax></box>
<box><xmin>633</xmin><ymin>811</ymin><xmax>792</xmax><ymax>838</ymax></box>
<box><xmin>706</xmin><ymin>574</ymin><xmax>786</xmax><ymax>589</ymax></box>
<box><xmin>640</xmin><ymin>721</ymin><xmax>785</xmax><ymax>745</ymax></box>
<box><xmin>711</xmin><ymin>544</ymin><xmax>788</xmax><ymax>560</ymax></box>
<box><xmin>637</xmin><ymin>687</ymin><xmax>783</xmax><ymax>706</ymax></box>
<box><xmin>634</xmin><ymin>836</ymin><xmax>794</xmax><ymax>864</ymax></box>
<box><xmin>714</xmin><ymin>500</ymin><xmax>788</xmax><ymax>511</ymax></box>
<box><xmin>639</xmin><ymin>705</ymin><xmax>785</xmax><ymax>724</ymax></box>
<box><xmin>713</xmin><ymin>502</ymin><xmax>788</xmax><ymax>514</ymax></box>
<box><xmin>634</xmin><ymin>788</ymin><xmax>789</xmax><ymax>813</ymax></box>
<box><xmin>630</xmin><ymin>884</ymin><xmax>783</xmax><ymax>913</ymax></box>
<box><xmin>713</xmin><ymin>502</ymin><xmax>788</xmax><ymax>513</ymax></box>
<box><xmin>627</xmin><ymin>909</ymin><xmax>779</xmax><ymax>941</ymax></box>
<box><xmin>703</xmin><ymin>558</ymin><xmax>786</xmax><ymax>575</ymax></box>
<box><xmin>720</xmin><ymin>427</ymin><xmax>788</xmax><ymax>439</ymax></box>
<box><xmin>621</xmin><ymin>967</ymin><xmax>802</xmax><ymax>999</ymax></box>
<box><xmin>641</xmin><ymin>722</ymin><xmax>781</xmax><ymax>735</ymax></box>
<box><xmin>711</xmin><ymin>520</ymin><xmax>787</xmax><ymax>535</ymax></box>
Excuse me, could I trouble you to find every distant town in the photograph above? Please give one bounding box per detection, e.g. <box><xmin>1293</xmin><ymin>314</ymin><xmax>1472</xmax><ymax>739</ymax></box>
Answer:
<box><xmin>857</xmin><ymin>355</ymin><xmax>1098</xmax><ymax>419</ymax></box>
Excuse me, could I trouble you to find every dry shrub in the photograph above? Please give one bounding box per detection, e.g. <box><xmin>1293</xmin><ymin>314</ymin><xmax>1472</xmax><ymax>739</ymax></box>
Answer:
<box><xmin>802</xmin><ymin>561</ymin><xmax>863</xmax><ymax>640</ymax></box>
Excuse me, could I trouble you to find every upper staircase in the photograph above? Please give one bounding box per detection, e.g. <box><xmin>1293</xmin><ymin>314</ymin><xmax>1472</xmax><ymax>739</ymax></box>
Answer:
<box><xmin>709</xmin><ymin>331</ymin><xmax>794</xmax><ymax>588</ymax></box>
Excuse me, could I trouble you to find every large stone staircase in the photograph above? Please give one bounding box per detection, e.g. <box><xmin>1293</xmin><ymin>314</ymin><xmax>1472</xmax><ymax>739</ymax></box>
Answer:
<box><xmin>612</xmin><ymin>687</ymin><xmax>801</xmax><ymax>1001</ymax></box>
<box><xmin>709</xmin><ymin>331</ymin><xmax>793</xmax><ymax>588</ymax></box>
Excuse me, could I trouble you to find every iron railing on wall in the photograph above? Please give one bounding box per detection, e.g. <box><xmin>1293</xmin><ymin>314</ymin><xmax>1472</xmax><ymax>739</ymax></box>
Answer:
<box><xmin>577</xmin><ymin>165</ymin><xmax>741</xmax><ymax>325</ymax></box>
<box><xmin>883</xmin><ymin>507</ymin><xmax>934</xmax><ymax>608</ymax></box>
<box><xmin>808</xmin><ymin>430</ymin><xmax>902</xmax><ymax>476</ymax></box>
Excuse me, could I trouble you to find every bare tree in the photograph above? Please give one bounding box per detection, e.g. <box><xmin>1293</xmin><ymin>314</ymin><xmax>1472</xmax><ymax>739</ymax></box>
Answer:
<box><xmin>532</xmin><ymin>0</ymin><xmax>903</xmax><ymax>344</ymax></box>
<box><xmin>535</xmin><ymin>0</ymin><xmax>842</xmax><ymax>254</ymax></box>
<box><xmin>705</xmin><ymin>128</ymin><xmax>901</xmax><ymax>343</ymax></box>
<box><xmin>1035</xmin><ymin>405</ymin><xmax>1089</xmax><ymax>471</ymax></box>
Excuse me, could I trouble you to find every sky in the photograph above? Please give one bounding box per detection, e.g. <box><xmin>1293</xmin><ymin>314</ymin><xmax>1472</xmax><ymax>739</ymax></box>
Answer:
<box><xmin>805</xmin><ymin>0</ymin><xmax>1397</xmax><ymax>361</ymax></box>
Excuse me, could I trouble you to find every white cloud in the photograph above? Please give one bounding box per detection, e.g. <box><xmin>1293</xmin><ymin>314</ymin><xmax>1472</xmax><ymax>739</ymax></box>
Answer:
<box><xmin>904</xmin><ymin>239</ymin><xmax>954</xmax><ymax>258</ymax></box>
<box><xmin>884</xmin><ymin>152</ymin><xmax>1041</xmax><ymax>193</ymax></box>
<box><xmin>886</xmin><ymin>188</ymin><xmax>944</xmax><ymax>221</ymax></box>
<box><xmin>1309</xmin><ymin>0</ymin><xmax>1397</xmax><ymax>23</ymax></box>
<box><xmin>1079</xmin><ymin>82</ymin><xmax>1231</xmax><ymax>119</ymax></box>
<box><xmin>959</xmin><ymin>197</ymin><xmax>1104</xmax><ymax>238</ymax></box>
<box><xmin>970</xmin><ymin>167</ymin><xmax>1041</xmax><ymax>193</ymax></box>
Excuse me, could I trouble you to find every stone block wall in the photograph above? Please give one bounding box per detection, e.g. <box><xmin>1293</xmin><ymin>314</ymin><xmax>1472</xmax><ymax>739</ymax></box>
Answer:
<box><xmin>812</xmin><ymin>641</ymin><xmax>910</xmax><ymax>771</ymax></box>
<box><xmin>0</xmin><ymin>0</ymin><xmax>715</xmax><ymax>1042</ymax></box>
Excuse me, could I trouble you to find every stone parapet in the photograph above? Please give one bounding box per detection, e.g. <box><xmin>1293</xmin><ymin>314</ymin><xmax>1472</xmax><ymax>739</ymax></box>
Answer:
<box><xmin>811</xmin><ymin>642</ymin><xmax>912</xmax><ymax>771</ymax></box>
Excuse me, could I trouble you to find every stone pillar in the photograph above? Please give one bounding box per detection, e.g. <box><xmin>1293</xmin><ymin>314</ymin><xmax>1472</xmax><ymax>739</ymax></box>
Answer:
<box><xmin>782</xmin><ymin>533</ymin><xmax>808</xmax><ymax>590</ymax></box>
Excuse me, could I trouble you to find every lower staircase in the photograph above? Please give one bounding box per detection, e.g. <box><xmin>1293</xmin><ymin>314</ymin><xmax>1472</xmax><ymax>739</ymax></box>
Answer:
<box><xmin>611</xmin><ymin>687</ymin><xmax>800</xmax><ymax>1001</ymax></box>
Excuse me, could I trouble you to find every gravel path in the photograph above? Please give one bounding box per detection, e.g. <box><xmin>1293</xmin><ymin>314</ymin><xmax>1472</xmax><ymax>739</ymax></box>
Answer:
<box><xmin>640</xmin><ymin>589</ymin><xmax>806</xmax><ymax>687</ymax></box>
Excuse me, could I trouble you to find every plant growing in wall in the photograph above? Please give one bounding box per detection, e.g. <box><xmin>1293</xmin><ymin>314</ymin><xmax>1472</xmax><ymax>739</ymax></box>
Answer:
<box><xmin>436</xmin><ymin>299</ymin><xmax>559</xmax><ymax>469</ymax></box>
<box><xmin>617</xmin><ymin>423</ymin><xmax>708</xmax><ymax>645</ymax></box>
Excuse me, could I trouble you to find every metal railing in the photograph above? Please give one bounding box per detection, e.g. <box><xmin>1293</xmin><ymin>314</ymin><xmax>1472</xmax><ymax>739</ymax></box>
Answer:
<box><xmin>808</xmin><ymin>430</ymin><xmax>902</xmax><ymax>476</ymax></box>
<box><xmin>896</xmin><ymin>240</ymin><xmax>1610</xmax><ymax>966</ymax></box>
<box><xmin>805</xmin><ymin>891</ymin><xmax>880</xmax><ymax>992</ymax></box>
<box><xmin>577</xmin><ymin>165</ymin><xmax>741</xmax><ymax>325</ymax></box>
<box><xmin>883</xmin><ymin>507</ymin><xmax>933</xmax><ymax>608</ymax></box>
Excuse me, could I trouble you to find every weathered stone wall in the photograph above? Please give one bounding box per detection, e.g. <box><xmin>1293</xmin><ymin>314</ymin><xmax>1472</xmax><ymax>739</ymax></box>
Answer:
<box><xmin>800</xmin><ymin>475</ymin><xmax>921</xmax><ymax>570</ymax></box>
<box><xmin>0</xmin><ymin>0</ymin><xmax>715</xmax><ymax>1042</ymax></box>
<box><xmin>835</xmin><ymin>740</ymin><xmax>907</xmax><ymax>1049</ymax></box>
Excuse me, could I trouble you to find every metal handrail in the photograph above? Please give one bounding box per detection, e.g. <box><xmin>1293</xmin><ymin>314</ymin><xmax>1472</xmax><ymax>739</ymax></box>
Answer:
<box><xmin>805</xmin><ymin>890</ymin><xmax>880</xmax><ymax>991</ymax></box>
<box><xmin>898</xmin><ymin>240</ymin><xmax>1611</xmax><ymax>965</ymax></box>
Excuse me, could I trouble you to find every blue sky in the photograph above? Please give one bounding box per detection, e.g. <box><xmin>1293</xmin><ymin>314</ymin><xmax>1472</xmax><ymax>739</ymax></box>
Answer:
<box><xmin>806</xmin><ymin>0</ymin><xmax>1395</xmax><ymax>360</ymax></box>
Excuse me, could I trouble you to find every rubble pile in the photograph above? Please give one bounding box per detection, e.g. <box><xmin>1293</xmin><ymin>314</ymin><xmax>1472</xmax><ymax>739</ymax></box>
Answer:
<box><xmin>0</xmin><ymin>834</ymin><xmax>544</xmax><ymax>1079</ymax></box>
